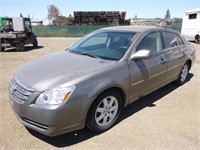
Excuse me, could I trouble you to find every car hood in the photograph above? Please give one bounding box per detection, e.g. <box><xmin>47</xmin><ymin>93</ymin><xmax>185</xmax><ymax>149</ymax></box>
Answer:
<box><xmin>14</xmin><ymin>51</ymin><xmax>116</xmax><ymax>91</ymax></box>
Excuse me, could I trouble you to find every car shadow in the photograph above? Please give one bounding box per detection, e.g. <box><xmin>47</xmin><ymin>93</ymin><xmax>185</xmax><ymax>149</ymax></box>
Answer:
<box><xmin>2</xmin><ymin>46</ymin><xmax>43</xmax><ymax>52</ymax></box>
<box><xmin>27</xmin><ymin>127</ymin><xmax>96</xmax><ymax>147</ymax></box>
<box><xmin>27</xmin><ymin>73</ymin><xmax>194</xmax><ymax>147</ymax></box>
<box><xmin>118</xmin><ymin>73</ymin><xmax>193</xmax><ymax>122</ymax></box>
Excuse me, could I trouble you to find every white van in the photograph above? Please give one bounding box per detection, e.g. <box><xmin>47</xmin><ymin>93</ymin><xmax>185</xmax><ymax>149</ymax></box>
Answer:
<box><xmin>181</xmin><ymin>8</ymin><xmax>200</xmax><ymax>43</ymax></box>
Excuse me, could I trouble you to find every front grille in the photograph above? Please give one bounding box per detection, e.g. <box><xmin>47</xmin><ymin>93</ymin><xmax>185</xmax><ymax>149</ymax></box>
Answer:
<box><xmin>9</xmin><ymin>77</ymin><xmax>35</xmax><ymax>104</ymax></box>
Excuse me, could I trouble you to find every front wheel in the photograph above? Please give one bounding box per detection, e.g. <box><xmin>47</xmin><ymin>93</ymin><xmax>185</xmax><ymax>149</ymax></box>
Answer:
<box><xmin>33</xmin><ymin>39</ymin><xmax>38</xmax><ymax>47</ymax></box>
<box><xmin>86</xmin><ymin>90</ymin><xmax>123</xmax><ymax>133</ymax></box>
<box><xmin>175</xmin><ymin>62</ymin><xmax>190</xmax><ymax>85</ymax></box>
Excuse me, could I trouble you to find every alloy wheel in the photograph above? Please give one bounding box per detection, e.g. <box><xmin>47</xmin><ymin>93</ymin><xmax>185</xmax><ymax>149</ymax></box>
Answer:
<box><xmin>180</xmin><ymin>64</ymin><xmax>189</xmax><ymax>82</ymax></box>
<box><xmin>95</xmin><ymin>96</ymin><xmax>118</xmax><ymax>127</ymax></box>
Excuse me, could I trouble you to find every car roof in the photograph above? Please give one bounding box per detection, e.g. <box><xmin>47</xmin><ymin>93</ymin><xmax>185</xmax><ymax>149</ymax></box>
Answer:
<box><xmin>99</xmin><ymin>25</ymin><xmax>177</xmax><ymax>34</ymax></box>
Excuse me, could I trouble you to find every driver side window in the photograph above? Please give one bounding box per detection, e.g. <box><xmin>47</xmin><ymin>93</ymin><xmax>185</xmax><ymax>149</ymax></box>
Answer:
<box><xmin>137</xmin><ymin>32</ymin><xmax>162</xmax><ymax>53</ymax></box>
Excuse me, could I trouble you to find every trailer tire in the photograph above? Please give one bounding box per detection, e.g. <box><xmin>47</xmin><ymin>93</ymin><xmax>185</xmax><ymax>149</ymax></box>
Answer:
<box><xmin>195</xmin><ymin>35</ymin><xmax>200</xmax><ymax>44</ymax></box>
<box><xmin>16</xmin><ymin>42</ymin><xmax>25</xmax><ymax>51</ymax></box>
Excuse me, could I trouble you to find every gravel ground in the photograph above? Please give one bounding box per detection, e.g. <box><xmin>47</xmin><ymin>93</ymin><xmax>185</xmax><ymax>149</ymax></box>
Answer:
<box><xmin>0</xmin><ymin>38</ymin><xmax>199</xmax><ymax>150</ymax></box>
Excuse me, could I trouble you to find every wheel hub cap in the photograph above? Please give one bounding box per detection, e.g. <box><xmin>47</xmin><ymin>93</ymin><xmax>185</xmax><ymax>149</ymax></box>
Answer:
<box><xmin>95</xmin><ymin>96</ymin><xmax>119</xmax><ymax>126</ymax></box>
<box><xmin>180</xmin><ymin>65</ymin><xmax>188</xmax><ymax>82</ymax></box>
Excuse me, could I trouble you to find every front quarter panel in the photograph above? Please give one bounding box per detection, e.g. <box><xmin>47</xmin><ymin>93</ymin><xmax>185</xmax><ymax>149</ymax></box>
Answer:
<box><xmin>67</xmin><ymin>60</ymin><xmax>130</xmax><ymax>107</ymax></box>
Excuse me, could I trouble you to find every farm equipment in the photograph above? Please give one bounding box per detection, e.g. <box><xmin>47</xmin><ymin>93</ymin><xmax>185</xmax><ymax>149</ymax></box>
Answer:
<box><xmin>0</xmin><ymin>17</ymin><xmax>38</xmax><ymax>51</ymax></box>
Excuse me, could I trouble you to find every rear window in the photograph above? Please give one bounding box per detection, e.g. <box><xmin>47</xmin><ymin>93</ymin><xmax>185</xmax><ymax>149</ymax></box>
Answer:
<box><xmin>162</xmin><ymin>32</ymin><xmax>183</xmax><ymax>49</ymax></box>
<box><xmin>189</xmin><ymin>13</ymin><xmax>197</xmax><ymax>19</ymax></box>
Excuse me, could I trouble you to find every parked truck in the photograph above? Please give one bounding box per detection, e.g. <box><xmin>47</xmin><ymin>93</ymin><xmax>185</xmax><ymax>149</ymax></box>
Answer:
<box><xmin>0</xmin><ymin>17</ymin><xmax>38</xmax><ymax>51</ymax></box>
<box><xmin>181</xmin><ymin>8</ymin><xmax>200</xmax><ymax>44</ymax></box>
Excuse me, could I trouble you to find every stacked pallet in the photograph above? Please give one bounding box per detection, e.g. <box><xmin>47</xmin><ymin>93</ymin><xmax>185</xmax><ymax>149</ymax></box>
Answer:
<box><xmin>73</xmin><ymin>11</ymin><xmax>127</xmax><ymax>25</ymax></box>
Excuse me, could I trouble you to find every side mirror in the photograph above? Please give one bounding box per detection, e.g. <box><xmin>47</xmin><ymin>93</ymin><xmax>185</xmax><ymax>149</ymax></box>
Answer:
<box><xmin>130</xmin><ymin>49</ymin><xmax>151</xmax><ymax>61</ymax></box>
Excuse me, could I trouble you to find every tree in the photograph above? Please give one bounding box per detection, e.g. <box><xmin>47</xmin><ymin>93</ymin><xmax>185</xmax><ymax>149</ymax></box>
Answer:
<box><xmin>66</xmin><ymin>14</ymin><xmax>74</xmax><ymax>25</ymax></box>
<box><xmin>53</xmin><ymin>16</ymin><xmax>67</xmax><ymax>25</ymax></box>
<box><xmin>53</xmin><ymin>14</ymin><xmax>74</xmax><ymax>25</ymax></box>
<box><xmin>164</xmin><ymin>9</ymin><xmax>171</xmax><ymax>20</ymax></box>
<box><xmin>47</xmin><ymin>4</ymin><xmax>60</xmax><ymax>24</ymax></box>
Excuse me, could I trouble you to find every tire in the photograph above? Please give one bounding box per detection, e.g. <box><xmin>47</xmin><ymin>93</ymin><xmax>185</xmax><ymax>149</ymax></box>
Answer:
<box><xmin>0</xmin><ymin>47</ymin><xmax>5</xmax><ymax>52</ymax></box>
<box><xmin>175</xmin><ymin>62</ymin><xmax>190</xmax><ymax>85</ymax></box>
<box><xmin>195</xmin><ymin>35</ymin><xmax>200</xmax><ymax>44</ymax></box>
<box><xmin>33</xmin><ymin>39</ymin><xmax>38</xmax><ymax>47</ymax></box>
<box><xmin>16</xmin><ymin>42</ymin><xmax>25</xmax><ymax>51</ymax></box>
<box><xmin>86</xmin><ymin>90</ymin><xmax>123</xmax><ymax>133</ymax></box>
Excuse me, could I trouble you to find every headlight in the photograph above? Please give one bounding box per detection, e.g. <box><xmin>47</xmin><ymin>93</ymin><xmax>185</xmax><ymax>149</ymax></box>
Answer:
<box><xmin>35</xmin><ymin>86</ymin><xmax>75</xmax><ymax>105</ymax></box>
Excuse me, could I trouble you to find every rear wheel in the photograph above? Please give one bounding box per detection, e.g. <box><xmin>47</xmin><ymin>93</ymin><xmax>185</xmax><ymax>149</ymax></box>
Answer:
<box><xmin>195</xmin><ymin>35</ymin><xmax>200</xmax><ymax>44</ymax></box>
<box><xmin>16</xmin><ymin>42</ymin><xmax>25</xmax><ymax>51</ymax></box>
<box><xmin>86</xmin><ymin>90</ymin><xmax>123</xmax><ymax>133</ymax></box>
<box><xmin>175</xmin><ymin>62</ymin><xmax>190</xmax><ymax>85</ymax></box>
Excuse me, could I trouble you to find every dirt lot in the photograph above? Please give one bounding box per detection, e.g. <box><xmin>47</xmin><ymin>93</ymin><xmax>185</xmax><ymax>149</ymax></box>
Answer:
<box><xmin>0</xmin><ymin>38</ymin><xmax>199</xmax><ymax>149</ymax></box>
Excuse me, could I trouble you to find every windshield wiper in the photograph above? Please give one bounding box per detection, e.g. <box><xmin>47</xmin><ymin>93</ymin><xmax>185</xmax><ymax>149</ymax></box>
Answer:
<box><xmin>80</xmin><ymin>52</ymin><xmax>101</xmax><ymax>59</ymax></box>
<box><xmin>69</xmin><ymin>50</ymin><xmax>101</xmax><ymax>59</ymax></box>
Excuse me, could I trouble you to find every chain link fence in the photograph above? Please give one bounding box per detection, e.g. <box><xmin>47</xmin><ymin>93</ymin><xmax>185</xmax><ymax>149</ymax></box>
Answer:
<box><xmin>32</xmin><ymin>25</ymin><xmax>181</xmax><ymax>37</ymax></box>
<box><xmin>32</xmin><ymin>25</ymin><xmax>108</xmax><ymax>37</ymax></box>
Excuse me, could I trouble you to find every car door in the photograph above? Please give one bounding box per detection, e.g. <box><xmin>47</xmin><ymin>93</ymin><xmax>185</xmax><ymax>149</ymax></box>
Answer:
<box><xmin>129</xmin><ymin>31</ymin><xmax>167</xmax><ymax>103</ymax></box>
<box><xmin>161</xmin><ymin>31</ymin><xmax>185</xmax><ymax>83</ymax></box>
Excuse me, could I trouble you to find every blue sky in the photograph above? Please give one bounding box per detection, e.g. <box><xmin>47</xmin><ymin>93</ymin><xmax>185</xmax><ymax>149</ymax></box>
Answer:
<box><xmin>0</xmin><ymin>0</ymin><xmax>199</xmax><ymax>24</ymax></box>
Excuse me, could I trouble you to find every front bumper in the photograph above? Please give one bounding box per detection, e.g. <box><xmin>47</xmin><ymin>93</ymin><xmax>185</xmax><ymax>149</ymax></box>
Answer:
<box><xmin>9</xmin><ymin>91</ymin><xmax>92</xmax><ymax>136</ymax></box>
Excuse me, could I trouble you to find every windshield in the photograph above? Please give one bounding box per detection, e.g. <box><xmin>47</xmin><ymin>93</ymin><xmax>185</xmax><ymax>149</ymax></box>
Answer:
<box><xmin>69</xmin><ymin>31</ymin><xmax>136</xmax><ymax>60</ymax></box>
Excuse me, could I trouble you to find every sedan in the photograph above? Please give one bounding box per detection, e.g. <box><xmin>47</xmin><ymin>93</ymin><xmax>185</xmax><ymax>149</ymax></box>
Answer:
<box><xmin>9</xmin><ymin>26</ymin><xmax>196</xmax><ymax>136</ymax></box>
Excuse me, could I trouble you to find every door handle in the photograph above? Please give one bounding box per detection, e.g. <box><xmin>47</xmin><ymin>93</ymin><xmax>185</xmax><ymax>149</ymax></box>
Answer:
<box><xmin>160</xmin><ymin>57</ymin><xmax>166</xmax><ymax>64</ymax></box>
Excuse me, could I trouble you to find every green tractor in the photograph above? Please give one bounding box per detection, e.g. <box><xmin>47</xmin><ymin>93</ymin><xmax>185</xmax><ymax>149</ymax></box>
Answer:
<box><xmin>0</xmin><ymin>17</ymin><xmax>38</xmax><ymax>52</ymax></box>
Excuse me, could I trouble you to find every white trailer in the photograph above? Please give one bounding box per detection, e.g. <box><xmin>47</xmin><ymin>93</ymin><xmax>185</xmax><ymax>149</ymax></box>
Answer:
<box><xmin>181</xmin><ymin>8</ymin><xmax>200</xmax><ymax>43</ymax></box>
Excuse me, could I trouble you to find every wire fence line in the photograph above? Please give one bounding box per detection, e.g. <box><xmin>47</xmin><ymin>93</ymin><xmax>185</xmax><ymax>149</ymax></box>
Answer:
<box><xmin>32</xmin><ymin>25</ymin><xmax>181</xmax><ymax>37</ymax></box>
<box><xmin>32</xmin><ymin>25</ymin><xmax>107</xmax><ymax>37</ymax></box>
